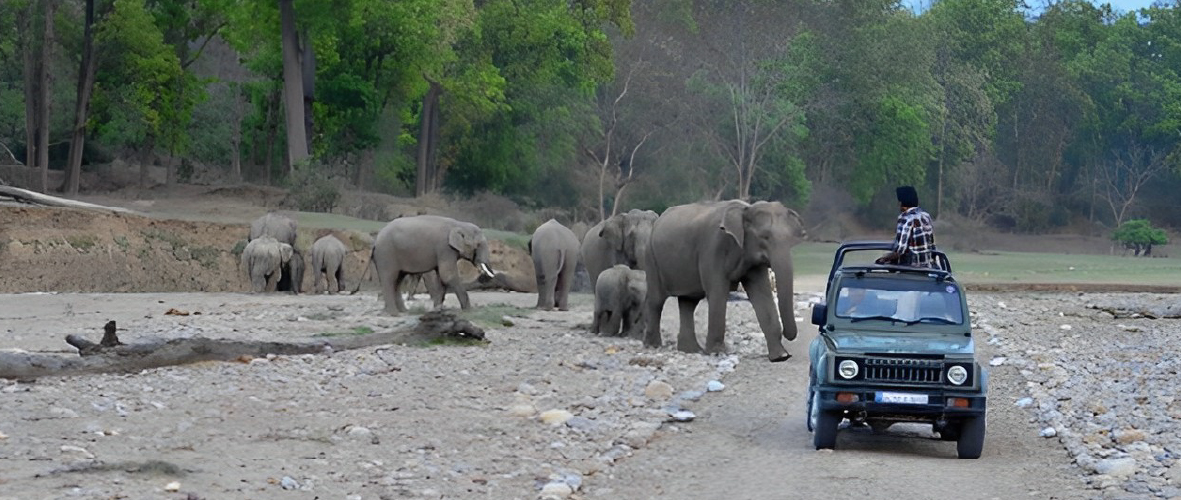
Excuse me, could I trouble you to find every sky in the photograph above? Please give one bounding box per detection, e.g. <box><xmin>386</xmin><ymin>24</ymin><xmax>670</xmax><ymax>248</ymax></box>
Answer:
<box><xmin>901</xmin><ymin>0</ymin><xmax>1165</xmax><ymax>14</ymax></box>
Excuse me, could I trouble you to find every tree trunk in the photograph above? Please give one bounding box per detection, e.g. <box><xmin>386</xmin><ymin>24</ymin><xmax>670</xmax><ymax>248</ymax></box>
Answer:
<box><xmin>138</xmin><ymin>137</ymin><xmax>154</xmax><ymax>187</ymax></box>
<box><xmin>264</xmin><ymin>88</ymin><xmax>280</xmax><ymax>186</ymax></box>
<box><xmin>19</xmin><ymin>3</ymin><xmax>38</xmax><ymax>181</ymax></box>
<box><xmin>61</xmin><ymin>0</ymin><xmax>99</xmax><ymax>196</ymax></box>
<box><xmin>301</xmin><ymin>27</ymin><xmax>315</xmax><ymax>154</ymax></box>
<box><xmin>37</xmin><ymin>0</ymin><xmax>54</xmax><ymax>193</ymax></box>
<box><xmin>279</xmin><ymin>0</ymin><xmax>309</xmax><ymax>173</ymax></box>
<box><xmin>415</xmin><ymin>79</ymin><xmax>441</xmax><ymax>197</ymax></box>
<box><xmin>230</xmin><ymin>92</ymin><xmax>243</xmax><ymax>182</ymax></box>
<box><xmin>426</xmin><ymin>83</ymin><xmax>441</xmax><ymax>191</ymax></box>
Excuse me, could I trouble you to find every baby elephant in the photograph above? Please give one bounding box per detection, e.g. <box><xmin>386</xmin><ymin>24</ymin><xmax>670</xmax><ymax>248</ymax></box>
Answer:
<box><xmin>593</xmin><ymin>265</ymin><xmax>647</xmax><ymax>338</ymax></box>
<box><xmin>241</xmin><ymin>236</ymin><xmax>294</xmax><ymax>292</ymax></box>
<box><xmin>311</xmin><ymin>234</ymin><xmax>348</xmax><ymax>293</ymax></box>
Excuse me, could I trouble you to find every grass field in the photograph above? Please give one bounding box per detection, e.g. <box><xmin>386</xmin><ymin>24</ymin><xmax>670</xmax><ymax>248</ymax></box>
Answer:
<box><xmin>791</xmin><ymin>242</ymin><xmax>1181</xmax><ymax>286</ymax></box>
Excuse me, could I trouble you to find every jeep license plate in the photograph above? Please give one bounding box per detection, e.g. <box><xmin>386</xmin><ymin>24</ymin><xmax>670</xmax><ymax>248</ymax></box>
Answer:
<box><xmin>876</xmin><ymin>392</ymin><xmax>929</xmax><ymax>404</ymax></box>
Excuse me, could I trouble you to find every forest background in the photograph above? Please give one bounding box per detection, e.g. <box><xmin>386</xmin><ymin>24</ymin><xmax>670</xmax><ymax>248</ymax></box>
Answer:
<box><xmin>1</xmin><ymin>0</ymin><xmax>1179</xmax><ymax>237</ymax></box>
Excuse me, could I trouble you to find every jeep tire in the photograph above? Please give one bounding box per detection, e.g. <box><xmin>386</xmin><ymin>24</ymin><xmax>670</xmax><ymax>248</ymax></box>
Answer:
<box><xmin>956</xmin><ymin>416</ymin><xmax>986</xmax><ymax>459</ymax></box>
<box><xmin>811</xmin><ymin>391</ymin><xmax>839</xmax><ymax>450</ymax></box>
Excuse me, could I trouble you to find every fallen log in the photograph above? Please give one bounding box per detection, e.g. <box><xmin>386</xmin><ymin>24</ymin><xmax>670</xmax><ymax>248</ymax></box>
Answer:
<box><xmin>0</xmin><ymin>312</ymin><xmax>486</xmax><ymax>380</ymax></box>
<box><xmin>0</xmin><ymin>185</ymin><xmax>135</xmax><ymax>214</ymax></box>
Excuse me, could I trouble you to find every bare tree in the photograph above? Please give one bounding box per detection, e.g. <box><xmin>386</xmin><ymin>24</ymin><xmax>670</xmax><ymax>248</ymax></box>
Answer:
<box><xmin>583</xmin><ymin>59</ymin><xmax>664</xmax><ymax>221</ymax></box>
<box><xmin>1098</xmin><ymin>143</ymin><xmax>1169</xmax><ymax>227</ymax></box>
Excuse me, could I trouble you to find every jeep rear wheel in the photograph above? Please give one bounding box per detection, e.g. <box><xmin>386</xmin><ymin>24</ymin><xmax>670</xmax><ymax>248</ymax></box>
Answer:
<box><xmin>811</xmin><ymin>391</ymin><xmax>839</xmax><ymax>450</ymax></box>
<box><xmin>957</xmin><ymin>416</ymin><xmax>986</xmax><ymax>459</ymax></box>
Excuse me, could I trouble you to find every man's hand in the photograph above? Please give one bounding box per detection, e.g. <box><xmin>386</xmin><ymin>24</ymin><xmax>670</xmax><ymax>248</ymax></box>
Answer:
<box><xmin>875</xmin><ymin>253</ymin><xmax>898</xmax><ymax>265</ymax></box>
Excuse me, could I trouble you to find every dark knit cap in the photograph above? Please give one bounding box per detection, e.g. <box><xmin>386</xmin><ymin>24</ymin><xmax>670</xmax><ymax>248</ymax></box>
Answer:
<box><xmin>896</xmin><ymin>186</ymin><xmax>919</xmax><ymax>207</ymax></box>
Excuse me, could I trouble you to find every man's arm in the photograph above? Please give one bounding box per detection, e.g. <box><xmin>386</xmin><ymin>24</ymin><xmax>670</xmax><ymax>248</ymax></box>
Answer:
<box><xmin>876</xmin><ymin>214</ymin><xmax>913</xmax><ymax>264</ymax></box>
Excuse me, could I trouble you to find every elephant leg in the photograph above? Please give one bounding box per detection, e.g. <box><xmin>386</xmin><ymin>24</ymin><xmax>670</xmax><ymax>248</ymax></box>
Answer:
<box><xmin>555</xmin><ymin>258</ymin><xmax>576</xmax><ymax>311</ymax></box>
<box><xmin>266</xmin><ymin>269</ymin><xmax>281</xmax><ymax>292</ymax></box>
<box><xmin>703</xmin><ymin>286</ymin><xmax>730</xmax><ymax>354</ymax></box>
<box><xmin>251</xmin><ymin>271</ymin><xmax>266</xmax><ymax>293</ymax></box>
<box><xmin>335</xmin><ymin>266</ymin><xmax>345</xmax><ymax>293</ymax></box>
<box><xmin>604</xmin><ymin>308</ymin><xmax>624</xmax><ymax>337</ymax></box>
<box><xmin>385</xmin><ymin>270</ymin><xmax>407</xmax><ymax>314</ymax></box>
<box><xmin>534</xmin><ymin>257</ymin><xmax>553</xmax><ymax>310</ymax></box>
<box><xmin>438</xmin><ymin>260</ymin><xmax>469</xmax><ymax>309</ymax></box>
<box><xmin>326</xmin><ymin>265</ymin><xmax>339</xmax><ymax>295</ymax></box>
<box><xmin>313</xmin><ymin>265</ymin><xmax>324</xmax><ymax>294</ymax></box>
<box><xmin>677</xmin><ymin>296</ymin><xmax>704</xmax><ymax>353</ymax></box>
<box><xmin>642</xmin><ymin>294</ymin><xmax>665</xmax><ymax>349</ymax></box>
<box><xmin>422</xmin><ymin>272</ymin><xmax>445</xmax><ymax>308</ymax></box>
<box><xmin>742</xmin><ymin>271</ymin><xmax>789</xmax><ymax>362</ymax></box>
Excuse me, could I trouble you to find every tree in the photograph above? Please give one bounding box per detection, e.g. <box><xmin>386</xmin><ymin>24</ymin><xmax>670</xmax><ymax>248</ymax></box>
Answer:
<box><xmin>61</xmin><ymin>0</ymin><xmax>106</xmax><ymax>196</ymax></box>
<box><xmin>1097</xmin><ymin>143</ymin><xmax>1170</xmax><ymax>227</ymax></box>
<box><xmin>1112</xmin><ymin>218</ymin><xmax>1169</xmax><ymax>256</ymax></box>
<box><xmin>584</xmin><ymin>59</ymin><xmax>660</xmax><ymax>220</ymax></box>
<box><xmin>278</xmin><ymin>0</ymin><xmax>308</xmax><ymax>171</ymax></box>
<box><xmin>15</xmin><ymin>0</ymin><xmax>54</xmax><ymax>192</ymax></box>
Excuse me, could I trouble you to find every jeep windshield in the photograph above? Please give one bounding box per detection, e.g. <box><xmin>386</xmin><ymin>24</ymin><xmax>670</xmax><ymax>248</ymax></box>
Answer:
<box><xmin>833</xmin><ymin>276</ymin><xmax>965</xmax><ymax>325</ymax></box>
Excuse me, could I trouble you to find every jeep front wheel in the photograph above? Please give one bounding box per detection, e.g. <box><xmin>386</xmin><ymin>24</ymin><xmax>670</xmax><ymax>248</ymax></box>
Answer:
<box><xmin>956</xmin><ymin>416</ymin><xmax>986</xmax><ymax>459</ymax></box>
<box><xmin>811</xmin><ymin>391</ymin><xmax>839</xmax><ymax>450</ymax></box>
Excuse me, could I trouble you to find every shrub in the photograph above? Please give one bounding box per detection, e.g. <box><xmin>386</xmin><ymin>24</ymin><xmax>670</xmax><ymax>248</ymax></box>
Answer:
<box><xmin>1113</xmin><ymin>219</ymin><xmax>1168</xmax><ymax>257</ymax></box>
<box><xmin>283</xmin><ymin>165</ymin><xmax>341</xmax><ymax>213</ymax></box>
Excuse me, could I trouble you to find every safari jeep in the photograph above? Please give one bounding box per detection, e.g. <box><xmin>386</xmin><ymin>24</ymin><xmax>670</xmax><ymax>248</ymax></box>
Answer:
<box><xmin>806</xmin><ymin>242</ymin><xmax>987</xmax><ymax>459</ymax></box>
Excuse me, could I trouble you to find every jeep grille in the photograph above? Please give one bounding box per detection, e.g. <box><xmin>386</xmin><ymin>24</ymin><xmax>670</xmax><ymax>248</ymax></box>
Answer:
<box><xmin>864</xmin><ymin>357</ymin><xmax>943</xmax><ymax>384</ymax></box>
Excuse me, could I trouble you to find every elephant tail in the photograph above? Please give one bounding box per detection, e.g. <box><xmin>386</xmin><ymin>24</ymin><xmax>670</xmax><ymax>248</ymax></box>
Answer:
<box><xmin>350</xmin><ymin>246</ymin><xmax>375</xmax><ymax>295</ymax></box>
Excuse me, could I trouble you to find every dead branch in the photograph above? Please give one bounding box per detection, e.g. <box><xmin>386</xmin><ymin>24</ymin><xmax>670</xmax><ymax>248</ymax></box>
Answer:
<box><xmin>0</xmin><ymin>186</ymin><xmax>136</xmax><ymax>213</ymax></box>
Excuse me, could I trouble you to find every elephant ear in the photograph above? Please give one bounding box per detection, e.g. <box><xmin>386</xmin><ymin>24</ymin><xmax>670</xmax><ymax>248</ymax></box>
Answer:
<box><xmin>279</xmin><ymin>243</ymin><xmax>294</xmax><ymax>263</ymax></box>
<box><xmin>599</xmin><ymin>217</ymin><xmax>625</xmax><ymax>252</ymax></box>
<box><xmin>449</xmin><ymin>227</ymin><xmax>478</xmax><ymax>257</ymax></box>
<box><xmin>720</xmin><ymin>204</ymin><xmax>746</xmax><ymax>249</ymax></box>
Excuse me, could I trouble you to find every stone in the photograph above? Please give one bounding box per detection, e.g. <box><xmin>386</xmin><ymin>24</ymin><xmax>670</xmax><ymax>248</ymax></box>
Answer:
<box><xmin>1166</xmin><ymin>465</ymin><xmax>1181</xmax><ymax>484</ymax></box>
<box><xmin>1040</xmin><ymin>427</ymin><xmax>1058</xmax><ymax>438</ymax></box>
<box><xmin>280</xmin><ymin>476</ymin><xmax>300</xmax><ymax>490</ymax></box>
<box><xmin>1094</xmin><ymin>458</ymin><xmax>1137</xmax><ymax>479</ymax></box>
<box><xmin>346</xmin><ymin>426</ymin><xmax>372</xmax><ymax>439</ymax></box>
<box><xmin>989</xmin><ymin>357</ymin><xmax>1007</xmax><ymax>366</ymax></box>
<box><xmin>507</xmin><ymin>404</ymin><xmax>536</xmax><ymax>418</ymax></box>
<box><xmin>1115</xmin><ymin>428</ymin><xmax>1148</xmax><ymax>445</ymax></box>
<box><xmin>644</xmin><ymin>380</ymin><xmax>674</xmax><ymax>400</ymax></box>
<box><xmin>164</xmin><ymin>482</ymin><xmax>180</xmax><ymax>492</ymax></box>
<box><xmin>49</xmin><ymin>407</ymin><xmax>78</xmax><ymax>419</ymax></box>
<box><xmin>706</xmin><ymin>380</ymin><xmax>725</xmax><ymax>392</ymax></box>
<box><xmin>539</xmin><ymin>409</ymin><xmax>573</xmax><ymax>425</ymax></box>
<box><xmin>540</xmin><ymin>481</ymin><xmax>573</xmax><ymax>498</ymax></box>
<box><xmin>669</xmin><ymin>410</ymin><xmax>695</xmax><ymax>422</ymax></box>
<box><xmin>60</xmin><ymin>445</ymin><xmax>93</xmax><ymax>459</ymax></box>
<box><xmin>1015</xmin><ymin>397</ymin><xmax>1034</xmax><ymax>408</ymax></box>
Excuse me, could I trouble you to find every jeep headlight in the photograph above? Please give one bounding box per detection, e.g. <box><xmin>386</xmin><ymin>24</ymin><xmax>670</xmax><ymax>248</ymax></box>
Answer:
<box><xmin>947</xmin><ymin>365</ymin><xmax>968</xmax><ymax>385</ymax></box>
<box><xmin>838</xmin><ymin>359</ymin><xmax>859</xmax><ymax>379</ymax></box>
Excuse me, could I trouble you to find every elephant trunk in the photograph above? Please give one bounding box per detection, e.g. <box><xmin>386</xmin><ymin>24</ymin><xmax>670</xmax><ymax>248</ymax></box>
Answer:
<box><xmin>475</xmin><ymin>240</ymin><xmax>496</xmax><ymax>278</ymax></box>
<box><xmin>771</xmin><ymin>246</ymin><xmax>797</xmax><ymax>341</ymax></box>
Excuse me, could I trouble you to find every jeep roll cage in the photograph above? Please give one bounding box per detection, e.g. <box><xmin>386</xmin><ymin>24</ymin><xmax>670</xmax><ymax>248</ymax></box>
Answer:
<box><xmin>824</xmin><ymin>241</ymin><xmax>953</xmax><ymax>296</ymax></box>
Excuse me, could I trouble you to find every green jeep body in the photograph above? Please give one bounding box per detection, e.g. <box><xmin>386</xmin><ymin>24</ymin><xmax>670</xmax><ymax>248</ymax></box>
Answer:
<box><xmin>806</xmin><ymin>242</ymin><xmax>988</xmax><ymax>459</ymax></box>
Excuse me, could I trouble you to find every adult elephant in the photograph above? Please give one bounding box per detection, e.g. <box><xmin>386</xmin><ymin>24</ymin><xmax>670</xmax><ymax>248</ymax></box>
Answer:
<box><xmin>249</xmin><ymin>212</ymin><xmax>301</xmax><ymax>293</ymax></box>
<box><xmin>528</xmin><ymin>219</ymin><xmax>581</xmax><ymax>310</ymax></box>
<box><xmin>241</xmin><ymin>236</ymin><xmax>294</xmax><ymax>292</ymax></box>
<box><xmin>310</xmin><ymin>234</ymin><xmax>348</xmax><ymax>293</ymax></box>
<box><xmin>580</xmin><ymin>209</ymin><xmax>657</xmax><ymax>289</ymax></box>
<box><xmin>642</xmin><ymin>200</ymin><xmax>806</xmax><ymax>362</ymax></box>
<box><xmin>372</xmin><ymin>215</ymin><xmax>496</xmax><ymax>314</ymax></box>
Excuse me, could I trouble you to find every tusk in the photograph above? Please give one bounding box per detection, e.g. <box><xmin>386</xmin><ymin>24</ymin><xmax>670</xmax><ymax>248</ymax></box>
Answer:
<box><xmin>479</xmin><ymin>263</ymin><xmax>496</xmax><ymax>278</ymax></box>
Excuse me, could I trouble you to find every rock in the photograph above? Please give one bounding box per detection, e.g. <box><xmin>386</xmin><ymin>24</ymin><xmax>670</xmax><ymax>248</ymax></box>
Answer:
<box><xmin>1166</xmin><ymin>465</ymin><xmax>1181</xmax><ymax>484</ymax></box>
<box><xmin>346</xmin><ymin>426</ymin><xmax>372</xmax><ymax>439</ymax></box>
<box><xmin>1094</xmin><ymin>458</ymin><xmax>1137</xmax><ymax>479</ymax></box>
<box><xmin>164</xmin><ymin>482</ymin><xmax>180</xmax><ymax>492</ymax></box>
<box><xmin>1059</xmin><ymin>324</ymin><xmax>1072</xmax><ymax>331</ymax></box>
<box><xmin>620</xmin><ymin>421</ymin><xmax>661</xmax><ymax>448</ymax></box>
<box><xmin>565</xmin><ymin>416</ymin><xmax>596</xmax><ymax>433</ymax></box>
<box><xmin>1114</xmin><ymin>428</ymin><xmax>1148</xmax><ymax>444</ymax></box>
<box><xmin>508</xmin><ymin>404</ymin><xmax>537</xmax><ymax>418</ymax></box>
<box><xmin>60</xmin><ymin>445</ymin><xmax>93</xmax><ymax>459</ymax></box>
<box><xmin>1041</xmin><ymin>427</ymin><xmax>1058</xmax><ymax>438</ymax></box>
<box><xmin>1015</xmin><ymin>397</ymin><xmax>1034</xmax><ymax>408</ymax></box>
<box><xmin>49</xmin><ymin>407</ymin><xmax>78</xmax><ymax>418</ymax></box>
<box><xmin>539</xmin><ymin>409</ymin><xmax>573</xmax><ymax>425</ymax></box>
<box><xmin>540</xmin><ymin>481</ymin><xmax>573</xmax><ymax>498</ymax></box>
<box><xmin>706</xmin><ymin>380</ymin><xmax>725</xmax><ymax>392</ymax></box>
<box><xmin>669</xmin><ymin>410</ymin><xmax>695</xmax><ymax>422</ymax></box>
<box><xmin>989</xmin><ymin>357</ymin><xmax>1007</xmax><ymax>366</ymax></box>
<box><xmin>280</xmin><ymin>476</ymin><xmax>300</xmax><ymax>490</ymax></box>
<box><xmin>644</xmin><ymin>380</ymin><xmax>674</xmax><ymax>400</ymax></box>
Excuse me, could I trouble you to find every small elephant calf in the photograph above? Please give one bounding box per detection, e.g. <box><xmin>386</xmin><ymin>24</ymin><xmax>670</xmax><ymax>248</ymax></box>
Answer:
<box><xmin>592</xmin><ymin>265</ymin><xmax>647</xmax><ymax>338</ymax></box>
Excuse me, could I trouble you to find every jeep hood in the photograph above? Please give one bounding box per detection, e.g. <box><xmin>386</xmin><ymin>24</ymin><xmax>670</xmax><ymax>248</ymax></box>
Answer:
<box><xmin>827</xmin><ymin>331</ymin><xmax>974</xmax><ymax>355</ymax></box>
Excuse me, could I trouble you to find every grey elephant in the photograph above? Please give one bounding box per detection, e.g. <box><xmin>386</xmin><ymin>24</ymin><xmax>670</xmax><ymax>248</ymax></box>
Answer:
<box><xmin>593</xmin><ymin>264</ymin><xmax>647</xmax><ymax>338</ymax></box>
<box><xmin>310</xmin><ymin>234</ymin><xmax>348</xmax><ymax>293</ymax></box>
<box><xmin>580</xmin><ymin>209</ymin><xmax>657</xmax><ymax>289</ymax></box>
<box><xmin>528</xmin><ymin>219</ymin><xmax>581</xmax><ymax>310</ymax></box>
<box><xmin>249</xmin><ymin>212</ymin><xmax>301</xmax><ymax>293</ymax></box>
<box><xmin>643</xmin><ymin>200</ymin><xmax>806</xmax><ymax>362</ymax></box>
<box><xmin>241</xmin><ymin>236</ymin><xmax>294</xmax><ymax>292</ymax></box>
<box><xmin>372</xmin><ymin>215</ymin><xmax>496</xmax><ymax>314</ymax></box>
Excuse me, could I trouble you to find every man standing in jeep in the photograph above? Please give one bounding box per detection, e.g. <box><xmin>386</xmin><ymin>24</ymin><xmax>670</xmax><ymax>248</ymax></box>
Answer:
<box><xmin>876</xmin><ymin>185</ymin><xmax>939</xmax><ymax>269</ymax></box>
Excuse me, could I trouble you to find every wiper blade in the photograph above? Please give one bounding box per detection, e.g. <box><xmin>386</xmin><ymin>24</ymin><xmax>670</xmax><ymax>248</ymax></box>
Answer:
<box><xmin>849</xmin><ymin>315</ymin><xmax>900</xmax><ymax>324</ymax></box>
<box><xmin>904</xmin><ymin>317</ymin><xmax>958</xmax><ymax>325</ymax></box>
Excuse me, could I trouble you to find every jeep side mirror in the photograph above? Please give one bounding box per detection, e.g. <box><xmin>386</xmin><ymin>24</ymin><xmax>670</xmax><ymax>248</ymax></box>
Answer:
<box><xmin>811</xmin><ymin>303</ymin><xmax>827</xmax><ymax>326</ymax></box>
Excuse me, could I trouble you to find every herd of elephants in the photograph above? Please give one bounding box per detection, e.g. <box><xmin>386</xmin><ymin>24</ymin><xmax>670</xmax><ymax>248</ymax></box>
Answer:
<box><xmin>240</xmin><ymin>199</ymin><xmax>808</xmax><ymax>361</ymax></box>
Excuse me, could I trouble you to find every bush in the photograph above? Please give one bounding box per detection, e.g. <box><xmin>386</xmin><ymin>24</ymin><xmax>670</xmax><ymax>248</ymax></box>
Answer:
<box><xmin>283</xmin><ymin>165</ymin><xmax>341</xmax><ymax>213</ymax></box>
<box><xmin>1112</xmin><ymin>219</ymin><xmax>1168</xmax><ymax>257</ymax></box>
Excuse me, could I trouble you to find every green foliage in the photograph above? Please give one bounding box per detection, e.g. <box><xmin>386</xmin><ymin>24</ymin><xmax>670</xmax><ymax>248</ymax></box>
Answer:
<box><xmin>850</xmin><ymin>95</ymin><xmax>935</xmax><ymax>205</ymax></box>
<box><xmin>283</xmin><ymin>165</ymin><xmax>341</xmax><ymax>213</ymax></box>
<box><xmin>1113</xmin><ymin>219</ymin><xmax>1169</xmax><ymax>246</ymax></box>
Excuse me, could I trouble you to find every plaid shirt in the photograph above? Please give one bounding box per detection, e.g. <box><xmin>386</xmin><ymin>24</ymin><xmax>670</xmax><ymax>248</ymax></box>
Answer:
<box><xmin>893</xmin><ymin>207</ymin><xmax>937</xmax><ymax>268</ymax></box>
